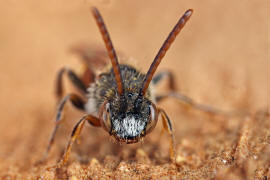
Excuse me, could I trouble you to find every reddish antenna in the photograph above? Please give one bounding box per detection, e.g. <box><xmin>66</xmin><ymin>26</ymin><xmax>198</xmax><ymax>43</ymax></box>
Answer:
<box><xmin>91</xmin><ymin>7</ymin><xmax>124</xmax><ymax>95</ymax></box>
<box><xmin>141</xmin><ymin>9</ymin><xmax>193</xmax><ymax>95</ymax></box>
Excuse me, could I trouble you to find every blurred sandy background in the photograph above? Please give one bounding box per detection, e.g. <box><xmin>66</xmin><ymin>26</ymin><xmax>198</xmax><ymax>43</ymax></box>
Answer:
<box><xmin>1</xmin><ymin>0</ymin><xmax>270</xmax><ymax>179</ymax></box>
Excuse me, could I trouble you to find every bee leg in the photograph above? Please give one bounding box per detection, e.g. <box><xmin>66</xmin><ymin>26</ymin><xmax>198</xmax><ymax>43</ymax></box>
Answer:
<box><xmin>70</xmin><ymin>45</ymin><xmax>110</xmax><ymax>86</ymax></box>
<box><xmin>55</xmin><ymin>67</ymin><xmax>88</xmax><ymax>102</ymax></box>
<box><xmin>156</xmin><ymin>92</ymin><xmax>235</xmax><ymax>116</ymax></box>
<box><xmin>80</xmin><ymin>66</ymin><xmax>95</xmax><ymax>89</ymax></box>
<box><xmin>158</xmin><ymin>108</ymin><xmax>176</xmax><ymax>163</ymax></box>
<box><xmin>152</xmin><ymin>71</ymin><xmax>176</xmax><ymax>91</ymax></box>
<box><xmin>152</xmin><ymin>71</ymin><xmax>229</xmax><ymax>116</ymax></box>
<box><xmin>47</xmin><ymin>114</ymin><xmax>98</xmax><ymax>169</ymax></box>
<box><xmin>41</xmin><ymin>94</ymin><xmax>86</xmax><ymax>163</ymax></box>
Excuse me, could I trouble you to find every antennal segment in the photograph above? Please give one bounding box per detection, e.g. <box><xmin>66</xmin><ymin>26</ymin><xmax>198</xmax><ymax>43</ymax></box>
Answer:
<box><xmin>91</xmin><ymin>7</ymin><xmax>124</xmax><ymax>95</ymax></box>
<box><xmin>140</xmin><ymin>9</ymin><xmax>193</xmax><ymax>95</ymax></box>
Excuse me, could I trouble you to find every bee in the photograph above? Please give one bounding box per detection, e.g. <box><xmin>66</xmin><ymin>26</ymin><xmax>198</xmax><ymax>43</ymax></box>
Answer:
<box><xmin>43</xmin><ymin>7</ymin><xmax>227</xmax><ymax>168</ymax></box>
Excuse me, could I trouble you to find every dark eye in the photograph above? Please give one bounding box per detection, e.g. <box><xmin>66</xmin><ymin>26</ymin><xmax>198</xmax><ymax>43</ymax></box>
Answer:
<box><xmin>145</xmin><ymin>104</ymin><xmax>158</xmax><ymax>134</ymax></box>
<box><xmin>128</xmin><ymin>93</ymin><xmax>132</xmax><ymax>98</ymax></box>
<box><xmin>101</xmin><ymin>103</ymin><xmax>112</xmax><ymax>132</ymax></box>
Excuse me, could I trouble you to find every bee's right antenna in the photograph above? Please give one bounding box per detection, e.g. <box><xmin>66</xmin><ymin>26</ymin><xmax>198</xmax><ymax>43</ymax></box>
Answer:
<box><xmin>140</xmin><ymin>9</ymin><xmax>193</xmax><ymax>96</ymax></box>
<box><xmin>91</xmin><ymin>7</ymin><xmax>124</xmax><ymax>96</ymax></box>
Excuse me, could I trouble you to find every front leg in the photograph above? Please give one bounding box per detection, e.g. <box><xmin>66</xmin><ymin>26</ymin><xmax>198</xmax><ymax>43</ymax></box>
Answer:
<box><xmin>158</xmin><ymin>108</ymin><xmax>176</xmax><ymax>163</ymax></box>
<box><xmin>47</xmin><ymin>114</ymin><xmax>101</xmax><ymax>169</ymax></box>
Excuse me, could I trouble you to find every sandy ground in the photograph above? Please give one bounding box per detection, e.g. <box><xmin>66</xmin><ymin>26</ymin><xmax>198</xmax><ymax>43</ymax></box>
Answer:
<box><xmin>1</xmin><ymin>0</ymin><xmax>270</xmax><ymax>179</ymax></box>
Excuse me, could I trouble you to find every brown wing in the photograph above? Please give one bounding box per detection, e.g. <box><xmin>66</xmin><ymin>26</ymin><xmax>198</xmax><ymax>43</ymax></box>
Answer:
<box><xmin>70</xmin><ymin>43</ymin><xmax>110</xmax><ymax>86</ymax></box>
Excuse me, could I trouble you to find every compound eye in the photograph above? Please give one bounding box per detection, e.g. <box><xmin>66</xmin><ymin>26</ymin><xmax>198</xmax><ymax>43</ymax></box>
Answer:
<box><xmin>101</xmin><ymin>102</ymin><xmax>112</xmax><ymax>132</ymax></box>
<box><xmin>145</xmin><ymin>103</ymin><xmax>158</xmax><ymax>134</ymax></box>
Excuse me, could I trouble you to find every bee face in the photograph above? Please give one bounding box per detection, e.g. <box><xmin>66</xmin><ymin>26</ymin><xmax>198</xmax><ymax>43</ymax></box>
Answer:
<box><xmin>100</xmin><ymin>93</ymin><xmax>158</xmax><ymax>143</ymax></box>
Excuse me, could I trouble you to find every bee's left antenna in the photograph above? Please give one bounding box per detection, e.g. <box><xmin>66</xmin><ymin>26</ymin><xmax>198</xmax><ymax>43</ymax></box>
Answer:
<box><xmin>140</xmin><ymin>9</ymin><xmax>193</xmax><ymax>96</ymax></box>
<box><xmin>91</xmin><ymin>7</ymin><xmax>124</xmax><ymax>96</ymax></box>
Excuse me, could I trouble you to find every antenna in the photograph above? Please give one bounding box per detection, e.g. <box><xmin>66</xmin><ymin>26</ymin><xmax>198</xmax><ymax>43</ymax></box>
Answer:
<box><xmin>91</xmin><ymin>7</ymin><xmax>124</xmax><ymax>95</ymax></box>
<box><xmin>141</xmin><ymin>9</ymin><xmax>193</xmax><ymax>95</ymax></box>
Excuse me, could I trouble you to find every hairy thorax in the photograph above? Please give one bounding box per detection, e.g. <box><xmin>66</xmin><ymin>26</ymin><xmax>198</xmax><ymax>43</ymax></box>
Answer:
<box><xmin>85</xmin><ymin>64</ymin><xmax>155</xmax><ymax>116</ymax></box>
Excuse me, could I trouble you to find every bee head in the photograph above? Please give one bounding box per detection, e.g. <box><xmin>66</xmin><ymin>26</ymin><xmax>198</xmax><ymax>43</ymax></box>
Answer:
<box><xmin>99</xmin><ymin>93</ymin><xmax>158</xmax><ymax>143</ymax></box>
